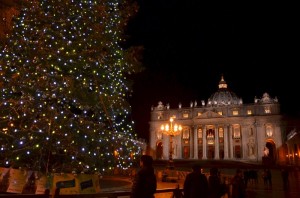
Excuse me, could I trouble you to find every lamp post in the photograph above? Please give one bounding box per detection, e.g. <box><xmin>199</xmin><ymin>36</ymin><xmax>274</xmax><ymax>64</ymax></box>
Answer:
<box><xmin>161</xmin><ymin>116</ymin><xmax>182</xmax><ymax>169</ymax></box>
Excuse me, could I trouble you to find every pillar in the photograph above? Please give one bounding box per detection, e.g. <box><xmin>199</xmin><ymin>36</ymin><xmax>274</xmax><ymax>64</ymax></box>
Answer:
<box><xmin>202</xmin><ymin>126</ymin><xmax>207</xmax><ymax>159</ymax></box>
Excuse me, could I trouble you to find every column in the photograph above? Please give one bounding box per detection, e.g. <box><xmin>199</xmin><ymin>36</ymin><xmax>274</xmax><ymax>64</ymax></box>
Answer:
<box><xmin>256</xmin><ymin>124</ymin><xmax>264</xmax><ymax>161</ymax></box>
<box><xmin>287</xmin><ymin>146</ymin><xmax>291</xmax><ymax>165</ymax></box>
<box><xmin>253</xmin><ymin>124</ymin><xmax>259</xmax><ymax>162</ymax></box>
<box><xmin>215</xmin><ymin>126</ymin><xmax>220</xmax><ymax>159</ymax></box>
<box><xmin>149</xmin><ymin>125</ymin><xmax>157</xmax><ymax>159</ymax></box>
<box><xmin>163</xmin><ymin>134</ymin><xmax>169</xmax><ymax>160</ymax></box>
<box><xmin>177</xmin><ymin>134</ymin><xmax>182</xmax><ymax>159</ymax></box>
<box><xmin>241</xmin><ymin>125</ymin><xmax>247</xmax><ymax>160</ymax></box>
<box><xmin>194</xmin><ymin>127</ymin><xmax>198</xmax><ymax>159</ymax></box>
<box><xmin>229</xmin><ymin>125</ymin><xmax>233</xmax><ymax>159</ymax></box>
<box><xmin>202</xmin><ymin>126</ymin><xmax>207</xmax><ymax>159</ymax></box>
<box><xmin>224</xmin><ymin>126</ymin><xmax>229</xmax><ymax>159</ymax></box>
<box><xmin>190</xmin><ymin>127</ymin><xmax>194</xmax><ymax>159</ymax></box>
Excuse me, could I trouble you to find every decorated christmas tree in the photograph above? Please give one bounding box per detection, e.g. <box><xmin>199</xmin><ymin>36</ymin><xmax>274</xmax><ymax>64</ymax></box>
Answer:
<box><xmin>0</xmin><ymin>0</ymin><xmax>143</xmax><ymax>174</ymax></box>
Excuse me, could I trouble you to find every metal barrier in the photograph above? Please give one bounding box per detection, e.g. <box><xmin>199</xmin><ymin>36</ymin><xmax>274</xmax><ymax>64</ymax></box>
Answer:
<box><xmin>0</xmin><ymin>187</ymin><xmax>184</xmax><ymax>198</ymax></box>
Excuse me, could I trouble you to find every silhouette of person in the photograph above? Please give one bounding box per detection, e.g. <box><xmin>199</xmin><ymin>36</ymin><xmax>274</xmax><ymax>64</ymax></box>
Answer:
<box><xmin>208</xmin><ymin>168</ymin><xmax>223</xmax><ymax>198</ymax></box>
<box><xmin>183</xmin><ymin>163</ymin><xmax>208</xmax><ymax>198</ymax></box>
<box><xmin>54</xmin><ymin>187</ymin><xmax>60</xmax><ymax>198</ymax></box>
<box><xmin>131</xmin><ymin>155</ymin><xmax>157</xmax><ymax>198</ymax></box>
<box><xmin>43</xmin><ymin>188</ymin><xmax>50</xmax><ymax>198</ymax></box>
<box><xmin>231</xmin><ymin>169</ymin><xmax>246</xmax><ymax>198</ymax></box>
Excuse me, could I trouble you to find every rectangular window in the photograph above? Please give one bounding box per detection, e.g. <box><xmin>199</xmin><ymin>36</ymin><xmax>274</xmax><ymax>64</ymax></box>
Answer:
<box><xmin>183</xmin><ymin>113</ymin><xmax>189</xmax><ymax>118</ymax></box>
<box><xmin>247</xmin><ymin>110</ymin><xmax>252</xmax><ymax>115</ymax></box>
<box><xmin>233</xmin><ymin>126</ymin><xmax>241</xmax><ymax>139</ymax></box>
<box><xmin>157</xmin><ymin>113</ymin><xmax>163</xmax><ymax>120</ymax></box>
<box><xmin>197</xmin><ymin>112</ymin><xmax>202</xmax><ymax>116</ymax></box>
<box><xmin>233</xmin><ymin>110</ymin><xmax>239</xmax><ymax>115</ymax></box>
<box><xmin>264</xmin><ymin>106</ymin><xmax>271</xmax><ymax>114</ymax></box>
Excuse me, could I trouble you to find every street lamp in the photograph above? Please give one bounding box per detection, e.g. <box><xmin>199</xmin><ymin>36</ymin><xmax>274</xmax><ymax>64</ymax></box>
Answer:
<box><xmin>160</xmin><ymin>116</ymin><xmax>182</xmax><ymax>169</ymax></box>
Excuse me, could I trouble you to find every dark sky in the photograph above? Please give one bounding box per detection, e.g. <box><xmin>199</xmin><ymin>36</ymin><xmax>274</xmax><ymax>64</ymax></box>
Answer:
<box><xmin>127</xmin><ymin>1</ymin><xmax>299</xmax><ymax>141</ymax></box>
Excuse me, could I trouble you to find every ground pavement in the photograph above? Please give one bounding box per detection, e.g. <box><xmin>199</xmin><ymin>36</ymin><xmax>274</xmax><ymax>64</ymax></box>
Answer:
<box><xmin>100</xmin><ymin>167</ymin><xmax>300</xmax><ymax>198</ymax></box>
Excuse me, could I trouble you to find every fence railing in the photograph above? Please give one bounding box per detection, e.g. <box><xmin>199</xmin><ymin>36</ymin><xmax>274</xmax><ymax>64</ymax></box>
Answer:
<box><xmin>0</xmin><ymin>187</ymin><xmax>184</xmax><ymax>198</ymax></box>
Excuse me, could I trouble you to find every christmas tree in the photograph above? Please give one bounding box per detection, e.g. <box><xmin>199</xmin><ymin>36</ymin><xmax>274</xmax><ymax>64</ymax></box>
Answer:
<box><xmin>0</xmin><ymin>0</ymin><xmax>143</xmax><ymax>174</ymax></box>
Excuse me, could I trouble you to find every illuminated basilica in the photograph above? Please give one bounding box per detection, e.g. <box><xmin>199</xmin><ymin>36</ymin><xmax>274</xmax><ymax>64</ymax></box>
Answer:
<box><xmin>149</xmin><ymin>75</ymin><xmax>286</xmax><ymax>165</ymax></box>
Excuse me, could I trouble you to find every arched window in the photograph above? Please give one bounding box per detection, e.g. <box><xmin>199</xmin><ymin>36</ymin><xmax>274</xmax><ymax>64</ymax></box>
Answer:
<box><xmin>266</xmin><ymin>124</ymin><xmax>273</xmax><ymax>137</ymax></box>
<box><xmin>182</xmin><ymin>128</ymin><xmax>190</xmax><ymax>140</ymax></box>
<box><xmin>156</xmin><ymin>130</ymin><xmax>162</xmax><ymax>140</ymax></box>
<box><xmin>198</xmin><ymin>128</ymin><xmax>203</xmax><ymax>139</ymax></box>
<box><xmin>219</xmin><ymin>128</ymin><xmax>224</xmax><ymax>138</ymax></box>
<box><xmin>233</xmin><ymin>125</ymin><xmax>240</xmax><ymax>139</ymax></box>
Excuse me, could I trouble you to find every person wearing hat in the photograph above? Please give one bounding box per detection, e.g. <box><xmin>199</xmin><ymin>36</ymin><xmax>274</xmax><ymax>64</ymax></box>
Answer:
<box><xmin>183</xmin><ymin>163</ymin><xmax>208</xmax><ymax>198</ymax></box>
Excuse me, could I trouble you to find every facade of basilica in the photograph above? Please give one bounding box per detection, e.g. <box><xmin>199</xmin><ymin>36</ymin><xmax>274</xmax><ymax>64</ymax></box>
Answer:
<box><xmin>149</xmin><ymin>76</ymin><xmax>286</xmax><ymax>165</ymax></box>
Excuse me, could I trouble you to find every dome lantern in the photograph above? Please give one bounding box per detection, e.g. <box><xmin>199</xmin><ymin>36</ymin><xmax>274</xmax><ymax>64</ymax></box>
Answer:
<box><xmin>207</xmin><ymin>75</ymin><xmax>242</xmax><ymax>107</ymax></box>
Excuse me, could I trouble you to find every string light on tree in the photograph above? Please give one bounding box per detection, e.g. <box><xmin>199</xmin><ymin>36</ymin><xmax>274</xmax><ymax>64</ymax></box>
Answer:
<box><xmin>0</xmin><ymin>0</ymin><xmax>143</xmax><ymax>174</ymax></box>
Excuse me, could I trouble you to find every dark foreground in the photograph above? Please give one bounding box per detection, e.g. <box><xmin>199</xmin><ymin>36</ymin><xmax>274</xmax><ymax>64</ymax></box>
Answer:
<box><xmin>99</xmin><ymin>160</ymin><xmax>300</xmax><ymax>198</ymax></box>
<box><xmin>1</xmin><ymin>160</ymin><xmax>299</xmax><ymax>198</ymax></box>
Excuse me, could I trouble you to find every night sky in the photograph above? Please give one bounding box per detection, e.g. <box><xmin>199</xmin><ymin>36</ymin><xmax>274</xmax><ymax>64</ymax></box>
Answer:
<box><xmin>127</xmin><ymin>1</ymin><xmax>299</xmax><ymax>141</ymax></box>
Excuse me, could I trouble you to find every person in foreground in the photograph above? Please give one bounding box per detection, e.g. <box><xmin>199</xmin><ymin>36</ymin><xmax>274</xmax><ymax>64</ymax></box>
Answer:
<box><xmin>231</xmin><ymin>169</ymin><xmax>246</xmax><ymax>198</ymax></box>
<box><xmin>131</xmin><ymin>155</ymin><xmax>157</xmax><ymax>198</ymax></box>
<box><xmin>183</xmin><ymin>163</ymin><xmax>208</xmax><ymax>198</ymax></box>
<box><xmin>208</xmin><ymin>167</ymin><xmax>224</xmax><ymax>198</ymax></box>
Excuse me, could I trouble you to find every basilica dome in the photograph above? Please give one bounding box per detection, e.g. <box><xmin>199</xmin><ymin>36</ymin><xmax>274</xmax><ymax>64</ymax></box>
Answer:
<box><xmin>207</xmin><ymin>75</ymin><xmax>242</xmax><ymax>107</ymax></box>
